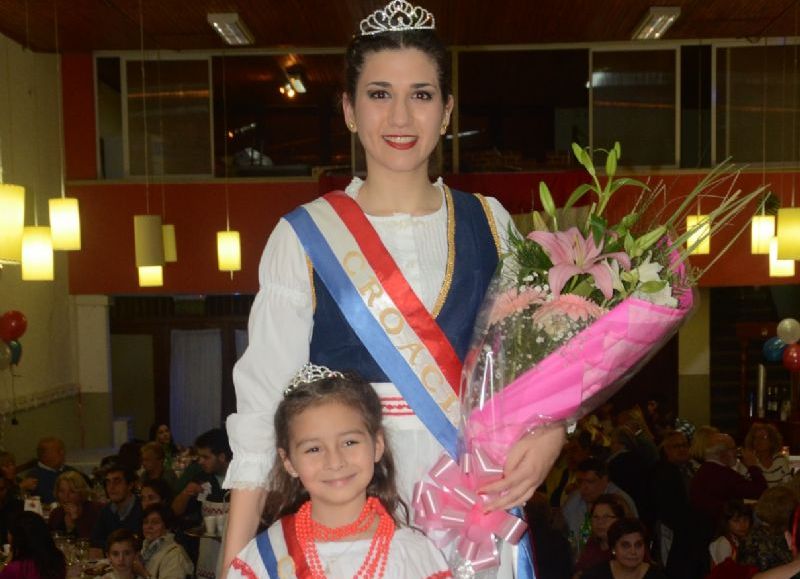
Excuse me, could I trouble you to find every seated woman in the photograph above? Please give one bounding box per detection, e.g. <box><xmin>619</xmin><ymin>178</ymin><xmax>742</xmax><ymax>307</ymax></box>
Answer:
<box><xmin>582</xmin><ymin>518</ymin><xmax>667</xmax><ymax>579</ymax></box>
<box><xmin>752</xmin><ymin>506</ymin><xmax>800</xmax><ymax>579</ymax></box>
<box><xmin>140</xmin><ymin>504</ymin><xmax>193</xmax><ymax>579</ymax></box>
<box><xmin>48</xmin><ymin>470</ymin><xmax>102</xmax><ymax>540</ymax></box>
<box><xmin>139</xmin><ymin>442</ymin><xmax>178</xmax><ymax>492</ymax></box>
<box><xmin>709</xmin><ymin>499</ymin><xmax>753</xmax><ymax>567</ymax></box>
<box><xmin>140</xmin><ymin>478</ymin><xmax>174</xmax><ymax>511</ymax></box>
<box><xmin>574</xmin><ymin>494</ymin><xmax>628</xmax><ymax>575</ymax></box>
<box><xmin>738</xmin><ymin>486</ymin><xmax>798</xmax><ymax>573</ymax></box>
<box><xmin>744</xmin><ymin>423</ymin><xmax>792</xmax><ymax>487</ymax></box>
<box><xmin>0</xmin><ymin>511</ymin><xmax>66</xmax><ymax>578</ymax></box>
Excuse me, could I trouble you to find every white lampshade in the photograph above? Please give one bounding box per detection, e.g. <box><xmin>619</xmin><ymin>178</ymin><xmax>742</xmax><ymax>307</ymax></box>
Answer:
<box><xmin>21</xmin><ymin>226</ymin><xmax>54</xmax><ymax>281</ymax></box>
<box><xmin>138</xmin><ymin>265</ymin><xmax>163</xmax><ymax>287</ymax></box>
<box><xmin>133</xmin><ymin>214</ymin><xmax>164</xmax><ymax>267</ymax></box>
<box><xmin>776</xmin><ymin>207</ymin><xmax>800</xmax><ymax>260</ymax></box>
<box><xmin>0</xmin><ymin>184</ymin><xmax>25</xmax><ymax>263</ymax></box>
<box><xmin>750</xmin><ymin>214</ymin><xmax>775</xmax><ymax>255</ymax></box>
<box><xmin>217</xmin><ymin>230</ymin><xmax>241</xmax><ymax>271</ymax></box>
<box><xmin>162</xmin><ymin>224</ymin><xmax>177</xmax><ymax>263</ymax></box>
<box><xmin>686</xmin><ymin>214</ymin><xmax>710</xmax><ymax>255</ymax></box>
<box><xmin>49</xmin><ymin>197</ymin><xmax>82</xmax><ymax>250</ymax></box>
<box><xmin>769</xmin><ymin>237</ymin><xmax>795</xmax><ymax>277</ymax></box>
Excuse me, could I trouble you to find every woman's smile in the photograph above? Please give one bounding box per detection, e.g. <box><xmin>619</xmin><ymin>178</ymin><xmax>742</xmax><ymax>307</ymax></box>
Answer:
<box><xmin>383</xmin><ymin>135</ymin><xmax>418</xmax><ymax>149</ymax></box>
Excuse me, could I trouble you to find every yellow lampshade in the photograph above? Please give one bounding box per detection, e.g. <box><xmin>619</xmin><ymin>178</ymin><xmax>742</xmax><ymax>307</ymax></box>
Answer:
<box><xmin>162</xmin><ymin>224</ymin><xmax>177</xmax><ymax>263</ymax></box>
<box><xmin>138</xmin><ymin>265</ymin><xmax>163</xmax><ymax>287</ymax></box>
<box><xmin>776</xmin><ymin>207</ymin><xmax>800</xmax><ymax>260</ymax></box>
<box><xmin>21</xmin><ymin>226</ymin><xmax>54</xmax><ymax>281</ymax></box>
<box><xmin>686</xmin><ymin>214</ymin><xmax>710</xmax><ymax>255</ymax></box>
<box><xmin>0</xmin><ymin>184</ymin><xmax>25</xmax><ymax>263</ymax></box>
<box><xmin>750</xmin><ymin>214</ymin><xmax>775</xmax><ymax>255</ymax></box>
<box><xmin>133</xmin><ymin>214</ymin><xmax>164</xmax><ymax>267</ymax></box>
<box><xmin>769</xmin><ymin>237</ymin><xmax>795</xmax><ymax>277</ymax></box>
<box><xmin>217</xmin><ymin>230</ymin><xmax>241</xmax><ymax>271</ymax></box>
<box><xmin>49</xmin><ymin>197</ymin><xmax>82</xmax><ymax>250</ymax></box>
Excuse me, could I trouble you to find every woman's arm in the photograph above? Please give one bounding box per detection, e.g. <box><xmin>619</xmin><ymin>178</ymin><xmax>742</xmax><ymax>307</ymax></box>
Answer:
<box><xmin>752</xmin><ymin>556</ymin><xmax>800</xmax><ymax>579</ymax></box>
<box><xmin>222</xmin><ymin>489</ymin><xmax>268</xmax><ymax>574</ymax></box>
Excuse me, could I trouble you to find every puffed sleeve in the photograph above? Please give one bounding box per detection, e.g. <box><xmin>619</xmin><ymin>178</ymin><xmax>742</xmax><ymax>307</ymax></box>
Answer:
<box><xmin>223</xmin><ymin>218</ymin><xmax>313</xmax><ymax>489</ymax></box>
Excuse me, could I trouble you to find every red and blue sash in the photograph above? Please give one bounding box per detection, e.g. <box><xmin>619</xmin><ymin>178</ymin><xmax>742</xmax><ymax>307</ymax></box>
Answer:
<box><xmin>285</xmin><ymin>192</ymin><xmax>461</xmax><ymax>458</ymax></box>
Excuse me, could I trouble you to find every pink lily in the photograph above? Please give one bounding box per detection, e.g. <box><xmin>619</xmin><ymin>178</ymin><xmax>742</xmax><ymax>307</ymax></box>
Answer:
<box><xmin>527</xmin><ymin>227</ymin><xmax>631</xmax><ymax>299</ymax></box>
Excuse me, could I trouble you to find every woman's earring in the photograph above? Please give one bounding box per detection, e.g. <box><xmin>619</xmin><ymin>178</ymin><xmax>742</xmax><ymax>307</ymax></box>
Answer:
<box><xmin>348</xmin><ymin>122</ymin><xmax>357</xmax><ymax>132</ymax></box>
<box><xmin>440</xmin><ymin>122</ymin><xmax>448</xmax><ymax>135</ymax></box>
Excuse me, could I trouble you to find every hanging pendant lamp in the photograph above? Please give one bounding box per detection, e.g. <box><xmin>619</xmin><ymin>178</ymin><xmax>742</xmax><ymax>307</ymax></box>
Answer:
<box><xmin>162</xmin><ymin>224</ymin><xmax>177</xmax><ymax>262</ymax></box>
<box><xmin>776</xmin><ymin>207</ymin><xmax>800</xmax><ymax>260</ymax></box>
<box><xmin>769</xmin><ymin>236</ymin><xmax>795</xmax><ymax>277</ymax></box>
<box><xmin>0</xmin><ymin>184</ymin><xmax>25</xmax><ymax>263</ymax></box>
<box><xmin>217</xmin><ymin>230</ymin><xmax>241</xmax><ymax>272</ymax></box>
<box><xmin>138</xmin><ymin>265</ymin><xmax>163</xmax><ymax>287</ymax></box>
<box><xmin>49</xmin><ymin>197</ymin><xmax>81</xmax><ymax>250</ymax></box>
<box><xmin>750</xmin><ymin>214</ymin><xmax>775</xmax><ymax>254</ymax></box>
<box><xmin>686</xmin><ymin>214</ymin><xmax>710</xmax><ymax>255</ymax></box>
<box><xmin>134</xmin><ymin>214</ymin><xmax>165</xmax><ymax>270</ymax></box>
<box><xmin>21</xmin><ymin>226</ymin><xmax>54</xmax><ymax>281</ymax></box>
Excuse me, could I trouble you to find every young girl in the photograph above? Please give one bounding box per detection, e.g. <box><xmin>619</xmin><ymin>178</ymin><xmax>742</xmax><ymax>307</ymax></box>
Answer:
<box><xmin>709</xmin><ymin>500</ymin><xmax>753</xmax><ymax>567</ymax></box>
<box><xmin>228</xmin><ymin>366</ymin><xmax>452</xmax><ymax>578</ymax></box>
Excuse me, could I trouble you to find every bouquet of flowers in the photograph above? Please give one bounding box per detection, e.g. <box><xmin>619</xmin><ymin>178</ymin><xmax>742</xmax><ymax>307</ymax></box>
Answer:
<box><xmin>413</xmin><ymin>143</ymin><xmax>768</xmax><ymax>576</ymax></box>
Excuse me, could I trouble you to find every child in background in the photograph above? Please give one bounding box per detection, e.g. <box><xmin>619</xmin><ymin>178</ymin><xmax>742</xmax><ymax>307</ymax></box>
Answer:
<box><xmin>228</xmin><ymin>365</ymin><xmax>452</xmax><ymax>578</ymax></box>
<box><xmin>709</xmin><ymin>500</ymin><xmax>753</xmax><ymax>566</ymax></box>
<box><xmin>101</xmin><ymin>529</ymin><xmax>143</xmax><ymax>579</ymax></box>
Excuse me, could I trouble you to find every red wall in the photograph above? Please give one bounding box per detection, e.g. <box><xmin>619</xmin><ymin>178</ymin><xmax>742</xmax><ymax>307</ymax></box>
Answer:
<box><xmin>62</xmin><ymin>54</ymin><xmax>800</xmax><ymax>295</ymax></box>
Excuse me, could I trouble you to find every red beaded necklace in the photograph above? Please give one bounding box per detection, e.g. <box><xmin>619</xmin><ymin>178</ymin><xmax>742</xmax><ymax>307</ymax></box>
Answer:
<box><xmin>294</xmin><ymin>496</ymin><xmax>395</xmax><ymax>578</ymax></box>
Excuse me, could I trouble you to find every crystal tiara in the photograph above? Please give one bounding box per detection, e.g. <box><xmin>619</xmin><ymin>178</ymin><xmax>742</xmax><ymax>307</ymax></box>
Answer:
<box><xmin>359</xmin><ymin>0</ymin><xmax>436</xmax><ymax>36</ymax></box>
<box><xmin>284</xmin><ymin>362</ymin><xmax>344</xmax><ymax>396</ymax></box>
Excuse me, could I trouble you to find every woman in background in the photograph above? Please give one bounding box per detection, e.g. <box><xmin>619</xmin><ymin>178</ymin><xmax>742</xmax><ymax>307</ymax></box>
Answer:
<box><xmin>48</xmin><ymin>470</ymin><xmax>102</xmax><ymax>540</ymax></box>
<box><xmin>0</xmin><ymin>511</ymin><xmax>66</xmax><ymax>579</ymax></box>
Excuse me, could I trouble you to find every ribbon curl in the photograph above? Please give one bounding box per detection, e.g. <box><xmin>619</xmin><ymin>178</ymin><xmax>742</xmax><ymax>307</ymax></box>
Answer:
<box><xmin>413</xmin><ymin>449</ymin><xmax>528</xmax><ymax>571</ymax></box>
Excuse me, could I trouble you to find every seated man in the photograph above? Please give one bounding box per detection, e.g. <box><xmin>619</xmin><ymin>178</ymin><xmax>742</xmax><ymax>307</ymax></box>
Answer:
<box><xmin>139</xmin><ymin>442</ymin><xmax>178</xmax><ymax>492</ymax></box>
<box><xmin>171</xmin><ymin>428</ymin><xmax>231</xmax><ymax>519</ymax></box>
<box><xmin>26</xmin><ymin>436</ymin><xmax>82</xmax><ymax>504</ymax></box>
<box><xmin>562</xmin><ymin>457</ymin><xmax>638</xmax><ymax>547</ymax></box>
<box><xmin>89</xmin><ymin>465</ymin><xmax>143</xmax><ymax>559</ymax></box>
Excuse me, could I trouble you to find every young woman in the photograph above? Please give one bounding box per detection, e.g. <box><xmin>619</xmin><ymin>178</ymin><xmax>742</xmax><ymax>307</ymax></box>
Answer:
<box><xmin>222</xmin><ymin>1</ymin><xmax>565</xmax><ymax>574</ymax></box>
<box><xmin>139</xmin><ymin>504</ymin><xmax>193</xmax><ymax>579</ymax></box>
<box><xmin>582</xmin><ymin>518</ymin><xmax>666</xmax><ymax>579</ymax></box>
<box><xmin>0</xmin><ymin>511</ymin><xmax>66</xmax><ymax>579</ymax></box>
<box><xmin>228</xmin><ymin>368</ymin><xmax>452</xmax><ymax>578</ymax></box>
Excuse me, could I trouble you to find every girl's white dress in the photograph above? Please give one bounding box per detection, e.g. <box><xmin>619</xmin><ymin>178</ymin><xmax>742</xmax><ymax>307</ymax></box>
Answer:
<box><xmin>224</xmin><ymin>179</ymin><xmax>518</xmax><ymax>577</ymax></box>
<box><xmin>229</xmin><ymin>526</ymin><xmax>452</xmax><ymax>579</ymax></box>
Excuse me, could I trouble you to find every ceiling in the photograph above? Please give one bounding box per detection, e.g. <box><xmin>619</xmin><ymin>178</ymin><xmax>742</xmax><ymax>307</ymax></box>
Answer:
<box><xmin>1</xmin><ymin>0</ymin><xmax>800</xmax><ymax>54</ymax></box>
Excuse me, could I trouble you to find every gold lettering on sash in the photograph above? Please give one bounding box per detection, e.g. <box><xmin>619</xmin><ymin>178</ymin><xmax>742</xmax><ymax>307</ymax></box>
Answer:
<box><xmin>343</xmin><ymin>250</ymin><xmax>365</xmax><ymax>275</ymax></box>
<box><xmin>398</xmin><ymin>341</ymin><xmax>425</xmax><ymax>367</ymax></box>
<box><xmin>440</xmin><ymin>393</ymin><xmax>458</xmax><ymax>410</ymax></box>
<box><xmin>421</xmin><ymin>364</ymin><xmax>444</xmax><ymax>391</ymax></box>
<box><xmin>359</xmin><ymin>277</ymin><xmax>384</xmax><ymax>307</ymax></box>
<box><xmin>379</xmin><ymin>308</ymin><xmax>404</xmax><ymax>335</ymax></box>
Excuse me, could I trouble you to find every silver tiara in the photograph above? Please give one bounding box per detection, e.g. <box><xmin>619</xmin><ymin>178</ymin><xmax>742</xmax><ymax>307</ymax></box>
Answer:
<box><xmin>284</xmin><ymin>363</ymin><xmax>344</xmax><ymax>396</ymax></box>
<box><xmin>359</xmin><ymin>0</ymin><xmax>436</xmax><ymax>36</ymax></box>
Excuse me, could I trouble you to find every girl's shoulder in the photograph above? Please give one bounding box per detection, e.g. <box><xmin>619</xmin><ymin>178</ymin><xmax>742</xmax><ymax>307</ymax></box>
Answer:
<box><xmin>387</xmin><ymin>527</ymin><xmax>451</xmax><ymax>577</ymax></box>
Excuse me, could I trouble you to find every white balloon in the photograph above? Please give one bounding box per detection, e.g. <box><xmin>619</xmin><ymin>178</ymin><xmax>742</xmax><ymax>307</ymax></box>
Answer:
<box><xmin>777</xmin><ymin>317</ymin><xmax>800</xmax><ymax>345</ymax></box>
<box><xmin>0</xmin><ymin>343</ymin><xmax>10</xmax><ymax>371</ymax></box>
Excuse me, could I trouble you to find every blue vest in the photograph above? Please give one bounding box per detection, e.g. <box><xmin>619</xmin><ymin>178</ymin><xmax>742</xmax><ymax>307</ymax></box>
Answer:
<box><xmin>308</xmin><ymin>189</ymin><xmax>499</xmax><ymax>382</ymax></box>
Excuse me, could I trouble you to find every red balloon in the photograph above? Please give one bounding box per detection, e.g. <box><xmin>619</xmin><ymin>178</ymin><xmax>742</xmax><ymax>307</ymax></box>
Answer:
<box><xmin>0</xmin><ymin>311</ymin><xmax>27</xmax><ymax>342</ymax></box>
<box><xmin>784</xmin><ymin>343</ymin><xmax>800</xmax><ymax>372</ymax></box>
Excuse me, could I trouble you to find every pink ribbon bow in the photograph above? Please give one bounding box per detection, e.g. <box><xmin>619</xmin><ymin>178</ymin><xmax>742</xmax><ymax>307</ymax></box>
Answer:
<box><xmin>412</xmin><ymin>449</ymin><xmax>528</xmax><ymax>571</ymax></box>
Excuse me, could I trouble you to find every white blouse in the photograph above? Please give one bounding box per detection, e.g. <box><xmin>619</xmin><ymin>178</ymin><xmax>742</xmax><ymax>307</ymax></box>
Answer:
<box><xmin>224</xmin><ymin>178</ymin><xmax>512</xmax><ymax>489</ymax></box>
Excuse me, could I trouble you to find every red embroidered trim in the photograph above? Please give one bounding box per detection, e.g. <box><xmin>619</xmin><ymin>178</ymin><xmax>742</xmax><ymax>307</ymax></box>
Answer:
<box><xmin>427</xmin><ymin>572</ymin><xmax>453</xmax><ymax>579</ymax></box>
<box><xmin>380</xmin><ymin>396</ymin><xmax>415</xmax><ymax>416</ymax></box>
<box><xmin>231</xmin><ymin>558</ymin><xmax>258</xmax><ymax>579</ymax></box>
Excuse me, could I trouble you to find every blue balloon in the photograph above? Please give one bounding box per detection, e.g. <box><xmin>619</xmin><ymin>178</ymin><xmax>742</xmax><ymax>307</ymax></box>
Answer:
<box><xmin>763</xmin><ymin>336</ymin><xmax>787</xmax><ymax>363</ymax></box>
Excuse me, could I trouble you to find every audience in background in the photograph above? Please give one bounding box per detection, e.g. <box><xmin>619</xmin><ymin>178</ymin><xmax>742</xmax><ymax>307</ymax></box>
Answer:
<box><xmin>0</xmin><ymin>477</ymin><xmax>22</xmax><ymax>545</ymax></box>
<box><xmin>581</xmin><ymin>518</ymin><xmax>667</xmax><ymax>579</ymax></box>
<box><xmin>140</xmin><ymin>478</ymin><xmax>174</xmax><ymax>511</ymax></box>
<box><xmin>149</xmin><ymin>423</ymin><xmax>179</xmax><ymax>473</ymax></box>
<box><xmin>0</xmin><ymin>511</ymin><xmax>66</xmax><ymax>579</ymax></box>
<box><xmin>48</xmin><ymin>470</ymin><xmax>102</xmax><ymax>540</ymax></box>
<box><xmin>574</xmin><ymin>493</ymin><xmax>628</xmax><ymax>575</ymax></box>
<box><xmin>139</xmin><ymin>442</ymin><xmax>178</xmax><ymax>492</ymax></box>
<box><xmin>140</xmin><ymin>504</ymin><xmax>194</xmax><ymax>578</ymax></box>
<box><xmin>744</xmin><ymin>423</ymin><xmax>792</xmax><ymax>487</ymax></box>
<box><xmin>89</xmin><ymin>465</ymin><xmax>143</xmax><ymax>559</ymax></box>
<box><xmin>0</xmin><ymin>452</ymin><xmax>36</xmax><ymax>499</ymax></box>
<box><xmin>25</xmin><ymin>437</ymin><xmax>81</xmax><ymax>505</ymax></box>
<box><xmin>101</xmin><ymin>528</ymin><xmax>141</xmax><ymax>579</ymax></box>
<box><xmin>709</xmin><ymin>500</ymin><xmax>753</xmax><ymax>567</ymax></box>
<box><xmin>738</xmin><ymin>486</ymin><xmax>798</xmax><ymax>573</ymax></box>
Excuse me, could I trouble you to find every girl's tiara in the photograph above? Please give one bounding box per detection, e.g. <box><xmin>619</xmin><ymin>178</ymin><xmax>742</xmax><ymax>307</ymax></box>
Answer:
<box><xmin>359</xmin><ymin>0</ymin><xmax>435</xmax><ymax>36</ymax></box>
<box><xmin>284</xmin><ymin>363</ymin><xmax>344</xmax><ymax>396</ymax></box>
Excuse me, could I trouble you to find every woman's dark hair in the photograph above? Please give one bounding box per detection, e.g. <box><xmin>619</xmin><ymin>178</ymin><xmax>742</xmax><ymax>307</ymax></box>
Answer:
<box><xmin>607</xmin><ymin>518</ymin><xmax>648</xmax><ymax>552</ymax></box>
<box><xmin>142</xmin><ymin>503</ymin><xmax>176</xmax><ymax>531</ymax></box>
<box><xmin>716</xmin><ymin>499</ymin><xmax>753</xmax><ymax>538</ymax></box>
<box><xmin>590</xmin><ymin>494</ymin><xmax>627</xmax><ymax>520</ymax></box>
<box><xmin>8</xmin><ymin>511</ymin><xmax>66</xmax><ymax>579</ymax></box>
<box><xmin>264</xmin><ymin>373</ymin><xmax>407</xmax><ymax>526</ymax></box>
<box><xmin>141</xmin><ymin>477</ymin><xmax>174</xmax><ymax>506</ymax></box>
<box><xmin>344</xmin><ymin>30</ymin><xmax>451</xmax><ymax>102</ymax></box>
<box><xmin>149</xmin><ymin>422</ymin><xmax>178</xmax><ymax>455</ymax></box>
<box><xmin>106</xmin><ymin>528</ymin><xmax>139</xmax><ymax>555</ymax></box>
